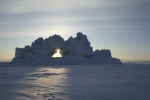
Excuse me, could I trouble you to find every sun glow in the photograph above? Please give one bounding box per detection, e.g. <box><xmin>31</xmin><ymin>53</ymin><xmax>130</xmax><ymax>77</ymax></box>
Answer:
<box><xmin>52</xmin><ymin>49</ymin><xmax>62</xmax><ymax>58</ymax></box>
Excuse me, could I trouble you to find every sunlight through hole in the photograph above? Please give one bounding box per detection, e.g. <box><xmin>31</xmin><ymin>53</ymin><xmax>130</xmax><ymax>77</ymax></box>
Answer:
<box><xmin>52</xmin><ymin>49</ymin><xmax>62</xmax><ymax>58</ymax></box>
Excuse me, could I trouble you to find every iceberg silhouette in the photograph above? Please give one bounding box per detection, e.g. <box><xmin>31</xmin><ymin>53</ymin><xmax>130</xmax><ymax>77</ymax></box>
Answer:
<box><xmin>12</xmin><ymin>32</ymin><xmax>122</xmax><ymax>64</ymax></box>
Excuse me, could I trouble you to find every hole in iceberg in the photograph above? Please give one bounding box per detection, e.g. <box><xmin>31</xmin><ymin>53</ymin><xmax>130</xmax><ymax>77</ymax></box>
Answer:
<box><xmin>52</xmin><ymin>48</ymin><xmax>62</xmax><ymax>58</ymax></box>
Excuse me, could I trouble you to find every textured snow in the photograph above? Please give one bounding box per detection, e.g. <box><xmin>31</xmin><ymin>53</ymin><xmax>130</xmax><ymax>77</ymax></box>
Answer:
<box><xmin>0</xmin><ymin>64</ymin><xmax>150</xmax><ymax>100</ymax></box>
<box><xmin>12</xmin><ymin>32</ymin><xmax>122</xmax><ymax>64</ymax></box>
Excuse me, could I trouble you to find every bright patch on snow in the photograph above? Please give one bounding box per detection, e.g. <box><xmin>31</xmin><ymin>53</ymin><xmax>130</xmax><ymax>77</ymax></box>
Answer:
<box><xmin>52</xmin><ymin>49</ymin><xmax>62</xmax><ymax>58</ymax></box>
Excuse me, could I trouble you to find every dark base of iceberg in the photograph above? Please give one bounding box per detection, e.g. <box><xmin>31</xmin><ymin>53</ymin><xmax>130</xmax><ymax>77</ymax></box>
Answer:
<box><xmin>12</xmin><ymin>32</ymin><xmax>122</xmax><ymax>65</ymax></box>
<box><xmin>12</xmin><ymin>56</ymin><xmax>122</xmax><ymax>65</ymax></box>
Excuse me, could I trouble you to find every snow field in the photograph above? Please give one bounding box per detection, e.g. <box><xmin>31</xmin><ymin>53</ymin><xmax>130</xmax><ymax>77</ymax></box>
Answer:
<box><xmin>0</xmin><ymin>64</ymin><xmax>150</xmax><ymax>100</ymax></box>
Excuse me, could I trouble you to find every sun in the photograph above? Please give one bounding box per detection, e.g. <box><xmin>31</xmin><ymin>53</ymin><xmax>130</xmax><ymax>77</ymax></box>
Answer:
<box><xmin>55</xmin><ymin>48</ymin><xmax>61</xmax><ymax>53</ymax></box>
<box><xmin>52</xmin><ymin>48</ymin><xmax>62</xmax><ymax>58</ymax></box>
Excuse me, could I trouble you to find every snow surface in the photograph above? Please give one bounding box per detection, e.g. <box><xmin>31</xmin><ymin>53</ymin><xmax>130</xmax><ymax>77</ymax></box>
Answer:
<box><xmin>0</xmin><ymin>64</ymin><xmax>150</xmax><ymax>100</ymax></box>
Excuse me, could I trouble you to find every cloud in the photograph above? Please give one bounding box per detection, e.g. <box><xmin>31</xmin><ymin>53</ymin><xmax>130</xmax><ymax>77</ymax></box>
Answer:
<box><xmin>0</xmin><ymin>0</ymin><xmax>150</xmax><ymax>60</ymax></box>
<box><xmin>0</xmin><ymin>0</ymin><xmax>150</xmax><ymax>36</ymax></box>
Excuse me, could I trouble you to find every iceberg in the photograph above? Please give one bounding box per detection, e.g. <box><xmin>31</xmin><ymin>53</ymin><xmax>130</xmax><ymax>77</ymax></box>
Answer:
<box><xmin>12</xmin><ymin>32</ymin><xmax>122</xmax><ymax>64</ymax></box>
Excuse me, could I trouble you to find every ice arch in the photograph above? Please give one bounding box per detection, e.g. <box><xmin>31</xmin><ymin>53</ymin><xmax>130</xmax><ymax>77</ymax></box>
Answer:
<box><xmin>12</xmin><ymin>32</ymin><xmax>122</xmax><ymax>64</ymax></box>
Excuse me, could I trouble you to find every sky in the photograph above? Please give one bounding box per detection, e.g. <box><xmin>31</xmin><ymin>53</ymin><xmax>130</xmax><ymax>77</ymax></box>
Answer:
<box><xmin>0</xmin><ymin>0</ymin><xmax>150</xmax><ymax>61</ymax></box>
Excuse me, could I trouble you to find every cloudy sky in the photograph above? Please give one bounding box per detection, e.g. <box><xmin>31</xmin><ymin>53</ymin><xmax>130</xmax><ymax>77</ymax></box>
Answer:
<box><xmin>0</xmin><ymin>0</ymin><xmax>150</xmax><ymax>61</ymax></box>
